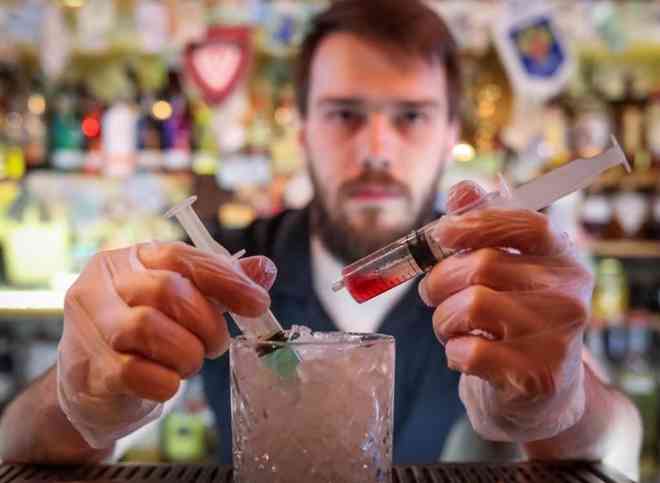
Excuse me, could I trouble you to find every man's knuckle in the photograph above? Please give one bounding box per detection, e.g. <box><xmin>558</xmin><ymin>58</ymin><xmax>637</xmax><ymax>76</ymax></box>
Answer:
<box><xmin>432</xmin><ymin>308</ymin><xmax>447</xmax><ymax>340</ymax></box>
<box><xmin>471</xmin><ymin>249</ymin><xmax>498</xmax><ymax>285</ymax></box>
<box><xmin>160</xmin><ymin>242</ymin><xmax>187</xmax><ymax>264</ymax></box>
<box><xmin>180</xmin><ymin>343</ymin><xmax>205</xmax><ymax>378</ymax></box>
<box><xmin>153</xmin><ymin>271</ymin><xmax>186</xmax><ymax>299</ymax></box>
<box><xmin>529</xmin><ymin>368</ymin><xmax>557</xmax><ymax>400</ymax></box>
<box><xmin>160</xmin><ymin>378</ymin><xmax>181</xmax><ymax>401</ymax></box>
<box><xmin>133</xmin><ymin>305</ymin><xmax>158</xmax><ymax>325</ymax></box>
<box><xmin>118</xmin><ymin>356</ymin><xmax>138</xmax><ymax>385</ymax></box>
<box><xmin>421</xmin><ymin>276</ymin><xmax>439</xmax><ymax>306</ymax></box>
<box><xmin>64</xmin><ymin>283</ymin><xmax>83</xmax><ymax>308</ymax></box>
<box><xmin>161</xmin><ymin>244</ymin><xmax>178</xmax><ymax>262</ymax></box>
<box><xmin>112</xmin><ymin>316</ymin><xmax>141</xmax><ymax>349</ymax></box>
<box><xmin>561</xmin><ymin>294</ymin><xmax>589</xmax><ymax>322</ymax></box>
<box><xmin>460</xmin><ymin>342</ymin><xmax>482</xmax><ymax>373</ymax></box>
<box><xmin>119</xmin><ymin>307</ymin><xmax>159</xmax><ymax>343</ymax></box>
<box><xmin>466</xmin><ymin>286</ymin><xmax>488</xmax><ymax>322</ymax></box>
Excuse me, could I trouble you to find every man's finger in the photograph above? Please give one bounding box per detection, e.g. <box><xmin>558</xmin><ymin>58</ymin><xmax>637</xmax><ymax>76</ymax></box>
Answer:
<box><xmin>239</xmin><ymin>255</ymin><xmax>278</xmax><ymax>290</ymax></box>
<box><xmin>431</xmin><ymin>286</ymin><xmax>535</xmax><ymax>344</ymax></box>
<box><xmin>114</xmin><ymin>269</ymin><xmax>230</xmax><ymax>358</ymax></box>
<box><xmin>446</xmin><ymin>180</ymin><xmax>487</xmax><ymax>214</ymax></box>
<box><xmin>445</xmin><ymin>336</ymin><xmax>541</xmax><ymax>395</ymax></box>
<box><xmin>138</xmin><ymin>242</ymin><xmax>272</xmax><ymax>317</ymax></box>
<box><xmin>433</xmin><ymin>208</ymin><xmax>572</xmax><ymax>256</ymax></box>
<box><xmin>432</xmin><ymin>286</ymin><xmax>588</xmax><ymax>345</ymax></box>
<box><xmin>420</xmin><ymin>248</ymin><xmax>571</xmax><ymax>306</ymax></box>
<box><xmin>105</xmin><ymin>354</ymin><xmax>182</xmax><ymax>402</ymax></box>
<box><xmin>446</xmin><ymin>325</ymin><xmax>583</xmax><ymax>400</ymax></box>
<box><xmin>110</xmin><ymin>306</ymin><xmax>206</xmax><ymax>379</ymax></box>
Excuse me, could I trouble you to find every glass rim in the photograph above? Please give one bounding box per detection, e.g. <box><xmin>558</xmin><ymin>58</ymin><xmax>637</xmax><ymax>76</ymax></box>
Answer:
<box><xmin>232</xmin><ymin>331</ymin><xmax>394</xmax><ymax>348</ymax></box>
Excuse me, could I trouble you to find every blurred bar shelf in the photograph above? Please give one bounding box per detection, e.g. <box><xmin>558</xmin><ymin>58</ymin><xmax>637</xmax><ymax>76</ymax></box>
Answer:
<box><xmin>0</xmin><ymin>289</ymin><xmax>64</xmax><ymax>319</ymax></box>
<box><xmin>581</xmin><ymin>239</ymin><xmax>660</xmax><ymax>259</ymax></box>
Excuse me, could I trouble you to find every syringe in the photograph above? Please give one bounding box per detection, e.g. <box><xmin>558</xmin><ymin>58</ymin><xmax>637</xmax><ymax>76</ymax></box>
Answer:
<box><xmin>165</xmin><ymin>196</ymin><xmax>299</xmax><ymax>376</ymax></box>
<box><xmin>332</xmin><ymin>136</ymin><xmax>631</xmax><ymax>303</ymax></box>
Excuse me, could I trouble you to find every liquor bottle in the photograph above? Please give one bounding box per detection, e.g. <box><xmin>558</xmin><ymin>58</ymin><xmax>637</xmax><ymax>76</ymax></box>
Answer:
<box><xmin>618</xmin><ymin>291</ymin><xmax>658</xmax><ymax>481</ymax></box>
<box><xmin>0</xmin><ymin>130</ymin><xmax>6</xmax><ymax>181</ymax></box>
<box><xmin>80</xmin><ymin>87</ymin><xmax>104</xmax><ymax>174</ymax></box>
<box><xmin>3</xmin><ymin>97</ymin><xmax>26</xmax><ymax>180</ymax></box>
<box><xmin>160</xmin><ymin>376</ymin><xmax>210</xmax><ymax>463</ymax></box>
<box><xmin>585</xmin><ymin>311</ymin><xmax>614</xmax><ymax>383</ymax></box>
<box><xmin>190</xmin><ymin>98</ymin><xmax>220</xmax><ymax>176</ymax></box>
<box><xmin>647</xmin><ymin>92</ymin><xmax>660</xmax><ymax>170</ymax></box>
<box><xmin>23</xmin><ymin>79</ymin><xmax>48</xmax><ymax>169</ymax></box>
<box><xmin>580</xmin><ymin>182</ymin><xmax>614</xmax><ymax>240</ymax></box>
<box><xmin>603</xmin><ymin>174</ymin><xmax>626</xmax><ymax>240</ymax></box>
<box><xmin>50</xmin><ymin>89</ymin><xmax>84</xmax><ymax>171</ymax></box>
<box><xmin>612</xmin><ymin>170</ymin><xmax>651</xmax><ymax>240</ymax></box>
<box><xmin>0</xmin><ymin>328</ymin><xmax>17</xmax><ymax>412</ymax></box>
<box><xmin>160</xmin><ymin>70</ymin><xmax>192</xmax><ymax>172</ymax></box>
<box><xmin>580</xmin><ymin>175</ymin><xmax>624</xmax><ymax>240</ymax></box>
<box><xmin>136</xmin><ymin>91</ymin><xmax>164</xmax><ymax>172</ymax></box>
<box><xmin>102</xmin><ymin>96</ymin><xmax>139</xmax><ymax>177</ymax></box>
<box><xmin>245</xmin><ymin>80</ymin><xmax>274</xmax><ymax>158</ymax></box>
<box><xmin>271</xmin><ymin>84</ymin><xmax>302</xmax><ymax>176</ymax></box>
<box><xmin>645</xmin><ymin>92</ymin><xmax>660</xmax><ymax>242</ymax></box>
<box><xmin>622</xmin><ymin>103</ymin><xmax>645</xmax><ymax>169</ymax></box>
<box><xmin>650</xmin><ymin>177</ymin><xmax>660</xmax><ymax>241</ymax></box>
<box><xmin>572</xmin><ymin>95</ymin><xmax>612</xmax><ymax>160</ymax></box>
<box><xmin>592</xmin><ymin>258</ymin><xmax>629</xmax><ymax>368</ymax></box>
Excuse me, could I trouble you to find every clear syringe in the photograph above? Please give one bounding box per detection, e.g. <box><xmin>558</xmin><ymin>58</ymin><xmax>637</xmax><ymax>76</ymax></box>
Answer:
<box><xmin>166</xmin><ymin>196</ymin><xmax>299</xmax><ymax>376</ymax></box>
<box><xmin>332</xmin><ymin>136</ymin><xmax>631</xmax><ymax>303</ymax></box>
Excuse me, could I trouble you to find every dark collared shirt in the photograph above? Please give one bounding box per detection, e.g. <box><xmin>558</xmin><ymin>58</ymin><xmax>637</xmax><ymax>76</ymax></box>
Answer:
<box><xmin>202</xmin><ymin>207</ymin><xmax>465</xmax><ymax>464</ymax></box>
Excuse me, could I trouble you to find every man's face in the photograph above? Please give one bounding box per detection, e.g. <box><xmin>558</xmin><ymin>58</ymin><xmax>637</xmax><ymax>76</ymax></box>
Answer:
<box><xmin>301</xmin><ymin>33</ymin><xmax>458</xmax><ymax>262</ymax></box>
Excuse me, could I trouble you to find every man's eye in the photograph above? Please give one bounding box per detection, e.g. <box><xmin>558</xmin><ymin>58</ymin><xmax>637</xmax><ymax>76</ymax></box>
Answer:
<box><xmin>398</xmin><ymin>110</ymin><xmax>428</xmax><ymax>126</ymax></box>
<box><xmin>328</xmin><ymin>109</ymin><xmax>362</xmax><ymax>123</ymax></box>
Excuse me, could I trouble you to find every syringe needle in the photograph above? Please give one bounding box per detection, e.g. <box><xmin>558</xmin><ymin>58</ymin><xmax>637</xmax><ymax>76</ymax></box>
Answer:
<box><xmin>331</xmin><ymin>280</ymin><xmax>345</xmax><ymax>292</ymax></box>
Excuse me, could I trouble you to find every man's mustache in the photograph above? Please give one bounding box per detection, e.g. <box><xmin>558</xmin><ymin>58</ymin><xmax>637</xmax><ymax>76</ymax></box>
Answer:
<box><xmin>338</xmin><ymin>171</ymin><xmax>411</xmax><ymax>201</ymax></box>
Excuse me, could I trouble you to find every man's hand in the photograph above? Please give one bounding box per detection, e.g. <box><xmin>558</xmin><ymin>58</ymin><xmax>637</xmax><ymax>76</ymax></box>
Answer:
<box><xmin>419</xmin><ymin>181</ymin><xmax>593</xmax><ymax>441</ymax></box>
<box><xmin>57</xmin><ymin>241</ymin><xmax>276</xmax><ymax>449</ymax></box>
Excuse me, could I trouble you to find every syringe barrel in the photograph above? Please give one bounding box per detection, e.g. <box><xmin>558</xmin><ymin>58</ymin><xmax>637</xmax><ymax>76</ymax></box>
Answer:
<box><xmin>340</xmin><ymin>221</ymin><xmax>454</xmax><ymax>303</ymax></box>
<box><xmin>166</xmin><ymin>197</ymin><xmax>286</xmax><ymax>342</ymax></box>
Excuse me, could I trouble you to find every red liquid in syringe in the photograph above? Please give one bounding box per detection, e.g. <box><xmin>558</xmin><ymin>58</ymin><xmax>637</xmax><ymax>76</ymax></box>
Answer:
<box><xmin>338</xmin><ymin>233</ymin><xmax>427</xmax><ymax>302</ymax></box>
<box><xmin>342</xmin><ymin>270</ymin><xmax>412</xmax><ymax>303</ymax></box>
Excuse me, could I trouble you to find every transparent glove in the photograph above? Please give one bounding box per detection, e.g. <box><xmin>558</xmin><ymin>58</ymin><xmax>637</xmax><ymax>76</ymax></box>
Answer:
<box><xmin>420</xmin><ymin>181</ymin><xmax>593</xmax><ymax>442</ymax></box>
<box><xmin>57</xmin><ymin>241</ymin><xmax>275</xmax><ymax>449</ymax></box>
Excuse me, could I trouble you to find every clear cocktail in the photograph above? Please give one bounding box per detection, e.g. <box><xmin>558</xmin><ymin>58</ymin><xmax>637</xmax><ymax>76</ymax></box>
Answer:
<box><xmin>230</xmin><ymin>329</ymin><xmax>395</xmax><ymax>482</ymax></box>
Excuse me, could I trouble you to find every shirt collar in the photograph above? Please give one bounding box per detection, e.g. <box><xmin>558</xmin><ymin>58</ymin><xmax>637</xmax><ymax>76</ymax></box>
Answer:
<box><xmin>269</xmin><ymin>206</ymin><xmax>431</xmax><ymax>327</ymax></box>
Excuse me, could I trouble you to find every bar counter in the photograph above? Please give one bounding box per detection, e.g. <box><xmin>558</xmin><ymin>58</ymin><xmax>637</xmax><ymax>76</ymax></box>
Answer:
<box><xmin>0</xmin><ymin>461</ymin><xmax>634</xmax><ymax>482</ymax></box>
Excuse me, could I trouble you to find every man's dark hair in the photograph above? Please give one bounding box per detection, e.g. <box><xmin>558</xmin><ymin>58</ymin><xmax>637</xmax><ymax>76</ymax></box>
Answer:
<box><xmin>295</xmin><ymin>0</ymin><xmax>462</xmax><ymax>120</ymax></box>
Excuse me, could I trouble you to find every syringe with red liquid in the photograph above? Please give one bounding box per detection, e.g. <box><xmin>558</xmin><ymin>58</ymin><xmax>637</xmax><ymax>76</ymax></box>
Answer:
<box><xmin>332</xmin><ymin>224</ymin><xmax>455</xmax><ymax>302</ymax></box>
<box><xmin>332</xmin><ymin>137</ymin><xmax>630</xmax><ymax>303</ymax></box>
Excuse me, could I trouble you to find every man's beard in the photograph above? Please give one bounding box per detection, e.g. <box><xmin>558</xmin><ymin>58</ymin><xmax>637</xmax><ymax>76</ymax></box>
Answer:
<box><xmin>309</xmin><ymin>167</ymin><xmax>442</xmax><ymax>264</ymax></box>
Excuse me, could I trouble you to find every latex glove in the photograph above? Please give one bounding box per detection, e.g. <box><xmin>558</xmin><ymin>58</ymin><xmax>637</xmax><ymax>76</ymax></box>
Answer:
<box><xmin>419</xmin><ymin>181</ymin><xmax>593</xmax><ymax>442</ymax></box>
<box><xmin>57</xmin><ymin>241</ymin><xmax>276</xmax><ymax>449</ymax></box>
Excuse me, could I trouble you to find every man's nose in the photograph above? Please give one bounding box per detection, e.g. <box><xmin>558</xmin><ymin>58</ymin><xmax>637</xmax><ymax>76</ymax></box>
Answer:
<box><xmin>359</xmin><ymin>112</ymin><xmax>393</xmax><ymax>170</ymax></box>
